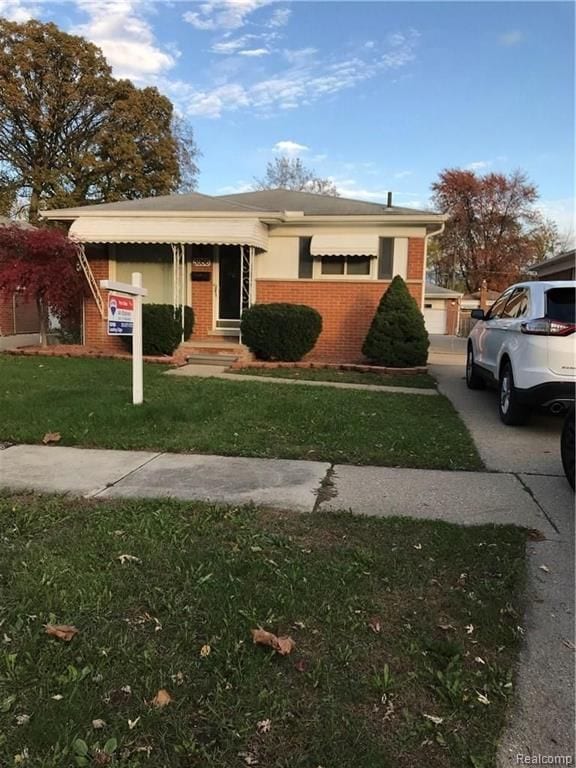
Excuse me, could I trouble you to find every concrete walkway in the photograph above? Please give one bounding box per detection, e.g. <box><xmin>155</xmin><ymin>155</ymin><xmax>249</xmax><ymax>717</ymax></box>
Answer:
<box><xmin>0</xmin><ymin>443</ymin><xmax>562</xmax><ymax>534</ymax></box>
<box><xmin>166</xmin><ymin>363</ymin><xmax>438</xmax><ymax>396</ymax></box>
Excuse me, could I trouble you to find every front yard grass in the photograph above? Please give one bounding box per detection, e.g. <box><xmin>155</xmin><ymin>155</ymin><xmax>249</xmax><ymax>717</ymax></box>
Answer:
<box><xmin>230</xmin><ymin>366</ymin><xmax>436</xmax><ymax>389</ymax></box>
<box><xmin>0</xmin><ymin>356</ymin><xmax>481</xmax><ymax>470</ymax></box>
<box><xmin>0</xmin><ymin>493</ymin><xmax>527</xmax><ymax>768</ymax></box>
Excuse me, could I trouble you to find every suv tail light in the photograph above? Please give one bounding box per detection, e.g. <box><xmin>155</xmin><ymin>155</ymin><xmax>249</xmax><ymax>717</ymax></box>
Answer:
<box><xmin>521</xmin><ymin>318</ymin><xmax>576</xmax><ymax>336</ymax></box>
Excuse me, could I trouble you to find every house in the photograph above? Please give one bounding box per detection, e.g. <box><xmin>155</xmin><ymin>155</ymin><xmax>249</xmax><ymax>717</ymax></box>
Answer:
<box><xmin>423</xmin><ymin>283</ymin><xmax>462</xmax><ymax>335</ymax></box>
<box><xmin>41</xmin><ymin>190</ymin><xmax>446</xmax><ymax>362</ymax></box>
<box><xmin>0</xmin><ymin>217</ymin><xmax>41</xmax><ymax>350</ymax></box>
<box><xmin>530</xmin><ymin>249</ymin><xmax>575</xmax><ymax>281</ymax></box>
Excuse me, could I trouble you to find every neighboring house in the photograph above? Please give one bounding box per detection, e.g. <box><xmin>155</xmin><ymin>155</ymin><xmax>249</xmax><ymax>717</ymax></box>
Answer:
<box><xmin>458</xmin><ymin>286</ymin><xmax>500</xmax><ymax>337</ymax></box>
<box><xmin>423</xmin><ymin>283</ymin><xmax>462</xmax><ymax>335</ymax></box>
<box><xmin>530</xmin><ymin>249</ymin><xmax>575</xmax><ymax>281</ymax></box>
<box><xmin>0</xmin><ymin>217</ymin><xmax>41</xmax><ymax>350</ymax></box>
<box><xmin>41</xmin><ymin>190</ymin><xmax>446</xmax><ymax>362</ymax></box>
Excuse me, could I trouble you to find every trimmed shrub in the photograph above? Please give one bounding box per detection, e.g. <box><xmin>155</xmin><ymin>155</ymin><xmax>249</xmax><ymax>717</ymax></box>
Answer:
<box><xmin>121</xmin><ymin>304</ymin><xmax>194</xmax><ymax>356</ymax></box>
<box><xmin>241</xmin><ymin>303</ymin><xmax>322</xmax><ymax>361</ymax></box>
<box><xmin>362</xmin><ymin>276</ymin><xmax>429</xmax><ymax>367</ymax></box>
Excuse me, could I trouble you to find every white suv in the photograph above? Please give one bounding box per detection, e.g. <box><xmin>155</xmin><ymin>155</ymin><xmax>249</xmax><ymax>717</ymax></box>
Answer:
<box><xmin>466</xmin><ymin>281</ymin><xmax>576</xmax><ymax>425</ymax></box>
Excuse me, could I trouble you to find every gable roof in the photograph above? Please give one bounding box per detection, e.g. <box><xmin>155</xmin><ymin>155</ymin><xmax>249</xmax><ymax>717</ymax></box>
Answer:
<box><xmin>216</xmin><ymin>189</ymin><xmax>431</xmax><ymax>216</ymax></box>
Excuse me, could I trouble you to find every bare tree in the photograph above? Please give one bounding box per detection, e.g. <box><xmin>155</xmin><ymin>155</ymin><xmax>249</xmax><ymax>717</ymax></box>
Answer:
<box><xmin>254</xmin><ymin>156</ymin><xmax>339</xmax><ymax>196</ymax></box>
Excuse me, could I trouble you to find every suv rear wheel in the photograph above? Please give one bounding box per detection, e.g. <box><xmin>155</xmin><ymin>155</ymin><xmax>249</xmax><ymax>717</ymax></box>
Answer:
<box><xmin>466</xmin><ymin>345</ymin><xmax>485</xmax><ymax>390</ymax></box>
<box><xmin>499</xmin><ymin>361</ymin><xmax>530</xmax><ymax>425</ymax></box>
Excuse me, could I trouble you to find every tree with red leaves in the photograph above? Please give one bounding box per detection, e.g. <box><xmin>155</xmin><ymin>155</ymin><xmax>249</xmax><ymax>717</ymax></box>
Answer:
<box><xmin>0</xmin><ymin>225</ymin><xmax>86</xmax><ymax>345</ymax></box>
<box><xmin>431</xmin><ymin>168</ymin><xmax>558</xmax><ymax>292</ymax></box>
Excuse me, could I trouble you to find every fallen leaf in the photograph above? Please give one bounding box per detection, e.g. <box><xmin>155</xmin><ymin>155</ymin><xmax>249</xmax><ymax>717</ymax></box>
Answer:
<box><xmin>150</xmin><ymin>689</ymin><xmax>172</xmax><ymax>708</ymax></box>
<box><xmin>128</xmin><ymin>716</ymin><xmax>140</xmax><ymax>730</ymax></box>
<box><xmin>474</xmin><ymin>657</ymin><xmax>486</xmax><ymax>665</ymax></box>
<box><xmin>238</xmin><ymin>752</ymin><xmax>259</xmax><ymax>766</ymax></box>
<box><xmin>437</xmin><ymin>622</ymin><xmax>455</xmax><ymax>631</ymax></box>
<box><xmin>251</xmin><ymin>628</ymin><xmax>296</xmax><ymax>655</ymax></box>
<box><xmin>15</xmin><ymin>714</ymin><xmax>30</xmax><ymax>726</ymax></box>
<box><xmin>562</xmin><ymin>639</ymin><xmax>576</xmax><ymax>651</ymax></box>
<box><xmin>413</xmin><ymin>543</ymin><xmax>422</xmax><ymax>550</ymax></box>
<box><xmin>51</xmin><ymin>694</ymin><xmax>64</xmax><ymax>701</ymax></box>
<box><xmin>423</xmin><ymin>713</ymin><xmax>444</xmax><ymax>725</ymax></box>
<box><xmin>294</xmin><ymin>659</ymin><xmax>307</xmax><ymax>673</ymax></box>
<box><xmin>117</xmin><ymin>554</ymin><xmax>141</xmax><ymax>565</ymax></box>
<box><xmin>200</xmin><ymin>644</ymin><xmax>211</xmax><ymax>658</ymax></box>
<box><xmin>171</xmin><ymin>671</ymin><xmax>185</xmax><ymax>685</ymax></box>
<box><xmin>42</xmin><ymin>431</ymin><xmax>61</xmax><ymax>444</ymax></box>
<box><xmin>120</xmin><ymin>685</ymin><xmax>132</xmax><ymax>694</ymax></box>
<box><xmin>256</xmin><ymin>719</ymin><xmax>271</xmax><ymax>734</ymax></box>
<box><xmin>475</xmin><ymin>691</ymin><xmax>490</xmax><ymax>705</ymax></box>
<box><xmin>92</xmin><ymin>719</ymin><xmax>106</xmax><ymax>729</ymax></box>
<box><xmin>465</xmin><ymin>624</ymin><xmax>474</xmax><ymax>635</ymax></box>
<box><xmin>539</xmin><ymin>564</ymin><xmax>550</xmax><ymax>574</ymax></box>
<box><xmin>527</xmin><ymin>529</ymin><xmax>546</xmax><ymax>541</ymax></box>
<box><xmin>368</xmin><ymin>617</ymin><xmax>382</xmax><ymax>633</ymax></box>
<box><xmin>45</xmin><ymin>624</ymin><xmax>79</xmax><ymax>642</ymax></box>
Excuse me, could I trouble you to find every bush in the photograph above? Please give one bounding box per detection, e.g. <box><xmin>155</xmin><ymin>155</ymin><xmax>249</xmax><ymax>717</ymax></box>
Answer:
<box><xmin>121</xmin><ymin>304</ymin><xmax>194</xmax><ymax>356</ymax></box>
<box><xmin>241</xmin><ymin>303</ymin><xmax>322</xmax><ymax>361</ymax></box>
<box><xmin>362</xmin><ymin>276</ymin><xmax>429</xmax><ymax>367</ymax></box>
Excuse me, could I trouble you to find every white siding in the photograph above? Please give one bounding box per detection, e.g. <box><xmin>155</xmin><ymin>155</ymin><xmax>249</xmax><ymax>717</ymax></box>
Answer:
<box><xmin>256</xmin><ymin>237</ymin><xmax>299</xmax><ymax>279</ymax></box>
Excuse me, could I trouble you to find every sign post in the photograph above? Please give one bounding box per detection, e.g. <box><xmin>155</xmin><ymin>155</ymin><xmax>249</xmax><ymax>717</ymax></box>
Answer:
<box><xmin>100</xmin><ymin>272</ymin><xmax>148</xmax><ymax>405</ymax></box>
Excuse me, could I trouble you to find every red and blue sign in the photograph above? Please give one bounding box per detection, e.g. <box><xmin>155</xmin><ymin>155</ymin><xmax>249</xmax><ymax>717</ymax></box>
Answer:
<box><xmin>107</xmin><ymin>293</ymin><xmax>134</xmax><ymax>336</ymax></box>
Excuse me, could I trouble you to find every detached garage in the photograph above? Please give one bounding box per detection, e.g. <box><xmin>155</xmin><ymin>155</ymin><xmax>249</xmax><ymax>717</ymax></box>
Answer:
<box><xmin>423</xmin><ymin>284</ymin><xmax>462</xmax><ymax>335</ymax></box>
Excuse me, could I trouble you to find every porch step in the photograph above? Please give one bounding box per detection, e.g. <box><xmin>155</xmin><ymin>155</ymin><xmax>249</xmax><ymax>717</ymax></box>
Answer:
<box><xmin>186</xmin><ymin>353</ymin><xmax>239</xmax><ymax>366</ymax></box>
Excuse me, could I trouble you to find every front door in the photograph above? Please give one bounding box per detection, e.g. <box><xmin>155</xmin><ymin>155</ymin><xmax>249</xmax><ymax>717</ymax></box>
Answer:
<box><xmin>218</xmin><ymin>245</ymin><xmax>241</xmax><ymax>320</ymax></box>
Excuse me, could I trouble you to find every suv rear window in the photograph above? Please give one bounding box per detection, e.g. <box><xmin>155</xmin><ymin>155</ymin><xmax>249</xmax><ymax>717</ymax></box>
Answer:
<box><xmin>546</xmin><ymin>288</ymin><xmax>575</xmax><ymax>324</ymax></box>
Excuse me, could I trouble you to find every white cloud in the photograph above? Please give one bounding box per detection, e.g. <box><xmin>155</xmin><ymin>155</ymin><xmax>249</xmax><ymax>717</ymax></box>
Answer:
<box><xmin>394</xmin><ymin>170</ymin><xmax>413</xmax><ymax>179</ymax></box>
<box><xmin>73</xmin><ymin>0</ymin><xmax>176</xmax><ymax>80</ymax></box>
<box><xmin>466</xmin><ymin>160</ymin><xmax>492</xmax><ymax>171</ymax></box>
<box><xmin>216</xmin><ymin>181</ymin><xmax>253</xmax><ymax>194</ymax></box>
<box><xmin>499</xmin><ymin>30</ymin><xmax>523</xmax><ymax>47</ymax></box>
<box><xmin>268</xmin><ymin>7</ymin><xmax>291</xmax><ymax>28</ymax></box>
<box><xmin>364</xmin><ymin>41</ymin><xmax>375</xmax><ymax>50</ymax></box>
<box><xmin>536</xmin><ymin>198</ymin><xmax>576</xmax><ymax>243</ymax></box>
<box><xmin>211</xmin><ymin>37</ymin><xmax>250</xmax><ymax>54</ymax></box>
<box><xmin>184</xmin><ymin>0</ymin><xmax>271</xmax><ymax>31</ymax></box>
<box><xmin>238</xmin><ymin>47</ymin><xmax>270</xmax><ymax>57</ymax></box>
<box><xmin>273</xmin><ymin>140</ymin><xmax>309</xmax><ymax>156</ymax></box>
<box><xmin>167</xmin><ymin>28</ymin><xmax>420</xmax><ymax>118</ymax></box>
<box><xmin>0</xmin><ymin>0</ymin><xmax>38</xmax><ymax>21</ymax></box>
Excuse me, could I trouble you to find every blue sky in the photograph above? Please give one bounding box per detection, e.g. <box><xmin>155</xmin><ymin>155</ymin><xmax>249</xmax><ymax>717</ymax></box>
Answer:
<box><xmin>2</xmin><ymin>0</ymin><xmax>574</xmax><ymax>237</ymax></box>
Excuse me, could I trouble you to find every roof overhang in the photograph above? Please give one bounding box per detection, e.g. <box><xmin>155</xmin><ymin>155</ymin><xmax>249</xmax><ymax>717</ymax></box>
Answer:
<box><xmin>68</xmin><ymin>217</ymin><xmax>269</xmax><ymax>249</ymax></box>
<box><xmin>310</xmin><ymin>234</ymin><xmax>379</xmax><ymax>257</ymax></box>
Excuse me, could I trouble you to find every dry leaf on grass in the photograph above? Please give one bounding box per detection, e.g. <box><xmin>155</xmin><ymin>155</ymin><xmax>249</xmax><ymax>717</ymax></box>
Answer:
<box><xmin>150</xmin><ymin>689</ymin><xmax>172</xmax><ymax>708</ymax></box>
<box><xmin>539</xmin><ymin>564</ymin><xmax>550</xmax><ymax>574</ymax></box>
<box><xmin>200</xmin><ymin>644</ymin><xmax>211</xmax><ymax>658</ymax></box>
<box><xmin>117</xmin><ymin>554</ymin><xmax>141</xmax><ymax>565</ymax></box>
<box><xmin>256</xmin><ymin>719</ymin><xmax>271</xmax><ymax>734</ymax></box>
<box><xmin>45</xmin><ymin>624</ymin><xmax>79</xmax><ymax>642</ymax></box>
<box><xmin>294</xmin><ymin>659</ymin><xmax>307</xmax><ymax>673</ymax></box>
<box><xmin>92</xmin><ymin>719</ymin><xmax>106</xmax><ymax>729</ymax></box>
<box><xmin>42</xmin><ymin>432</ymin><xmax>61</xmax><ymax>445</ymax></box>
<box><xmin>368</xmin><ymin>617</ymin><xmax>382</xmax><ymax>633</ymax></box>
<box><xmin>527</xmin><ymin>529</ymin><xmax>546</xmax><ymax>541</ymax></box>
<box><xmin>422</xmin><ymin>713</ymin><xmax>444</xmax><ymax>725</ymax></box>
<box><xmin>251</xmin><ymin>628</ymin><xmax>295</xmax><ymax>656</ymax></box>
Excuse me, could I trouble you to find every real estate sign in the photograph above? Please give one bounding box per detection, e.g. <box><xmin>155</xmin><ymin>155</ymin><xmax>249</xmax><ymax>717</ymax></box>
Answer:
<box><xmin>107</xmin><ymin>293</ymin><xmax>134</xmax><ymax>335</ymax></box>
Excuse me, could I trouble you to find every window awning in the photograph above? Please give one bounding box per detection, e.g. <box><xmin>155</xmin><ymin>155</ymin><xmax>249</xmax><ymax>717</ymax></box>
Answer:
<box><xmin>68</xmin><ymin>217</ymin><xmax>269</xmax><ymax>250</ymax></box>
<box><xmin>310</xmin><ymin>234</ymin><xmax>379</xmax><ymax>257</ymax></box>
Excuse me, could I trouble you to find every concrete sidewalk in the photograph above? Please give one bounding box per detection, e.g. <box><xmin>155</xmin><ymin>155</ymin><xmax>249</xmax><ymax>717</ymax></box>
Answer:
<box><xmin>0</xmin><ymin>444</ymin><xmax>562</xmax><ymax>535</ymax></box>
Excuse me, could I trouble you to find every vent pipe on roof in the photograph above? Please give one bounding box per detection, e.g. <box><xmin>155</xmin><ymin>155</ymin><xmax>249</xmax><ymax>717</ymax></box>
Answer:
<box><xmin>387</xmin><ymin>192</ymin><xmax>393</xmax><ymax>208</ymax></box>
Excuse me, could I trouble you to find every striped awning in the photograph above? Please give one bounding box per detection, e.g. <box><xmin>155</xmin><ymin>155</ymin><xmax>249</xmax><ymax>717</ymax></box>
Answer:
<box><xmin>68</xmin><ymin>217</ymin><xmax>268</xmax><ymax>250</ymax></box>
<box><xmin>310</xmin><ymin>234</ymin><xmax>379</xmax><ymax>257</ymax></box>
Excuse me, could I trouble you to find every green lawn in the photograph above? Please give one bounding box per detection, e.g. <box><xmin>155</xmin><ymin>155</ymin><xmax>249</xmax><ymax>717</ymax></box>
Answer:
<box><xmin>0</xmin><ymin>356</ymin><xmax>481</xmax><ymax>470</ymax></box>
<box><xmin>0</xmin><ymin>493</ymin><xmax>527</xmax><ymax>768</ymax></box>
<box><xmin>230</xmin><ymin>366</ymin><xmax>436</xmax><ymax>389</ymax></box>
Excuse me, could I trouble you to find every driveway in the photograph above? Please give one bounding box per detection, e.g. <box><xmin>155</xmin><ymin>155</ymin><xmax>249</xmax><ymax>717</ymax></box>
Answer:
<box><xmin>428</xmin><ymin>336</ymin><xmax>575</xmax><ymax>765</ymax></box>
